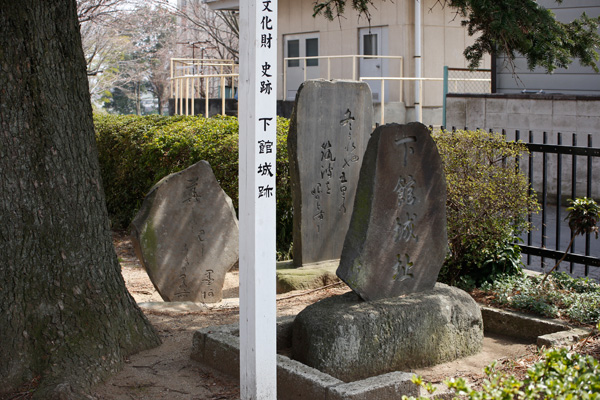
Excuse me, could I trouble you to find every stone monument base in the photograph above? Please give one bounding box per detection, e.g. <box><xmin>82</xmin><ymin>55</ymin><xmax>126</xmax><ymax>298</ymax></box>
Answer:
<box><xmin>292</xmin><ymin>283</ymin><xmax>483</xmax><ymax>382</ymax></box>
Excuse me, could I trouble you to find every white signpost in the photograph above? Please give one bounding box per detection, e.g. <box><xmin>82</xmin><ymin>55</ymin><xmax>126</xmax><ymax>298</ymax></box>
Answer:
<box><xmin>239</xmin><ymin>0</ymin><xmax>278</xmax><ymax>398</ymax></box>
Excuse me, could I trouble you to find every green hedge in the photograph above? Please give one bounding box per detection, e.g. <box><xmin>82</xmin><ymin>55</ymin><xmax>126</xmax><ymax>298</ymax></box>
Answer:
<box><xmin>94</xmin><ymin>114</ymin><xmax>293</xmax><ymax>257</ymax></box>
<box><xmin>95</xmin><ymin>117</ymin><xmax>539</xmax><ymax>270</ymax></box>
<box><xmin>432</xmin><ymin>129</ymin><xmax>539</xmax><ymax>287</ymax></box>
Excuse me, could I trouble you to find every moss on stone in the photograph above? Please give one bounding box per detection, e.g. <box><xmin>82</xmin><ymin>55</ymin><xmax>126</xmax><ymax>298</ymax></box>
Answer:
<box><xmin>139</xmin><ymin>219</ymin><xmax>158</xmax><ymax>278</ymax></box>
<box><xmin>276</xmin><ymin>265</ymin><xmax>340</xmax><ymax>293</ymax></box>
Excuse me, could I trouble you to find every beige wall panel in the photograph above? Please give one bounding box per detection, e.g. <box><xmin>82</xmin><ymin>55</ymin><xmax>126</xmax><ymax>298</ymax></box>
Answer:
<box><xmin>368</xmin><ymin>0</ymin><xmax>384</xmax><ymax>26</ymax></box>
<box><xmin>424</xmin><ymin>26</ymin><xmax>444</xmax><ymax>76</ymax></box>
<box><xmin>398</xmin><ymin>0</ymin><xmax>412</xmax><ymax>25</ymax></box>
<box><xmin>445</xmin><ymin>27</ymin><xmax>467</xmax><ymax>68</ymax></box>
<box><xmin>423</xmin><ymin>26</ymin><xmax>444</xmax><ymax>106</ymax></box>
<box><xmin>381</xmin><ymin>0</ymin><xmax>399</xmax><ymax>25</ymax></box>
<box><xmin>323</xmin><ymin>31</ymin><xmax>343</xmax><ymax>78</ymax></box>
<box><xmin>289</xmin><ymin>0</ymin><xmax>303</xmax><ymax>33</ymax></box>
<box><xmin>300</xmin><ymin>0</ymin><xmax>318</xmax><ymax>32</ymax></box>
<box><xmin>324</xmin><ymin>30</ymin><xmax>343</xmax><ymax>57</ymax></box>
<box><xmin>423</xmin><ymin>0</ymin><xmax>445</xmax><ymax>26</ymax></box>
<box><xmin>444</xmin><ymin>4</ymin><xmax>464</xmax><ymax>27</ymax></box>
<box><xmin>341</xmin><ymin>29</ymin><xmax>357</xmax><ymax>79</ymax></box>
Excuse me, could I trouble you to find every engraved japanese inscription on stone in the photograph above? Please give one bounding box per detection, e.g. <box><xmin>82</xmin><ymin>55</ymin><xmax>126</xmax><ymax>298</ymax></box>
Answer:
<box><xmin>337</xmin><ymin>123</ymin><xmax>447</xmax><ymax>300</ymax></box>
<box><xmin>130</xmin><ymin>161</ymin><xmax>239</xmax><ymax>303</ymax></box>
<box><xmin>288</xmin><ymin>80</ymin><xmax>373</xmax><ymax>266</ymax></box>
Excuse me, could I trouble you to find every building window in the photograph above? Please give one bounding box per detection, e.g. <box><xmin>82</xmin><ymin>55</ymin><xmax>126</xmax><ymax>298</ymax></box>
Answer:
<box><xmin>363</xmin><ymin>34</ymin><xmax>378</xmax><ymax>59</ymax></box>
<box><xmin>287</xmin><ymin>40</ymin><xmax>299</xmax><ymax>67</ymax></box>
<box><xmin>306</xmin><ymin>38</ymin><xmax>319</xmax><ymax>66</ymax></box>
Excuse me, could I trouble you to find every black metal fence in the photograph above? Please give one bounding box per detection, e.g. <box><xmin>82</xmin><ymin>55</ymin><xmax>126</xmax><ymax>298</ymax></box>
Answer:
<box><xmin>447</xmin><ymin>127</ymin><xmax>600</xmax><ymax>281</ymax></box>
<box><xmin>516</xmin><ymin>130</ymin><xmax>600</xmax><ymax>280</ymax></box>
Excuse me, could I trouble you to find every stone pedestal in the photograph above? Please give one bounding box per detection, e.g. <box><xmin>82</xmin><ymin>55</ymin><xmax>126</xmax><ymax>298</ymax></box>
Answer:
<box><xmin>291</xmin><ymin>283</ymin><xmax>483</xmax><ymax>382</ymax></box>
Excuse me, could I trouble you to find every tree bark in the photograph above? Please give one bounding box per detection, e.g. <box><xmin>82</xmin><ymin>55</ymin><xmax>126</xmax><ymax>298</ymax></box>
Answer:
<box><xmin>0</xmin><ymin>1</ymin><xmax>161</xmax><ymax>398</ymax></box>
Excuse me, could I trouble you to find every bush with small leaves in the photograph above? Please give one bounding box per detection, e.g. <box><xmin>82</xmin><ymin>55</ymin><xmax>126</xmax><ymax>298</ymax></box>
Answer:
<box><xmin>431</xmin><ymin>129</ymin><xmax>539</xmax><ymax>287</ymax></box>
<box><xmin>481</xmin><ymin>272</ymin><xmax>600</xmax><ymax>325</ymax></box>
<box><xmin>404</xmin><ymin>346</ymin><xmax>600</xmax><ymax>400</ymax></box>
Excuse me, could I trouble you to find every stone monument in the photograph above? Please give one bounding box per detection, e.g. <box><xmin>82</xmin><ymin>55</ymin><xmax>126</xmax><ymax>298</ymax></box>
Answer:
<box><xmin>288</xmin><ymin>79</ymin><xmax>373</xmax><ymax>267</ymax></box>
<box><xmin>291</xmin><ymin>123</ymin><xmax>483</xmax><ymax>381</ymax></box>
<box><xmin>130</xmin><ymin>161</ymin><xmax>238</xmax><ymax>303</ymax></box>
<box><xmin>337</xmin><ymin>122</ymin><xmax>447</xmax><ymax>300</ymax></box>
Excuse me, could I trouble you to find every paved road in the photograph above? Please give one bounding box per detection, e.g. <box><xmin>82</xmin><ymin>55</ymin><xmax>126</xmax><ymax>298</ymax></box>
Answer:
<box><xmin>519</xmin><ymin>205</ymin><xmax>600</xmax><ymax>282</ymax></box>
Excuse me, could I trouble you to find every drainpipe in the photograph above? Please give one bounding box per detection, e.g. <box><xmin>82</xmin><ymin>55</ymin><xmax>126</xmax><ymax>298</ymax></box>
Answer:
<box><xmin>414</xmin><ymin>0</ymin><xmax>422</xmax><ymax>122</ymax></box>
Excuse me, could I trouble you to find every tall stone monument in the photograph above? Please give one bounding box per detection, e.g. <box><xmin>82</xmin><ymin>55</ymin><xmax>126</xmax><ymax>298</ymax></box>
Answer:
<box><xmin>291</xmin><ymin>124</ymin><xmax>483</xmax><ymax>380</ymax></box>
<box><xmin>288</xmin><ymin>79</ymin><xmax>373</xmax><ymax>267</ymax></box>
<box><xmin>130</xmin><ymin>161</ymin><xmax>239</xmax><ymax>303</ymax></box>
<box><xmin>337</xmin><ymin>122</ymin><xmax>447</xmax><ymax>300</ymax></box>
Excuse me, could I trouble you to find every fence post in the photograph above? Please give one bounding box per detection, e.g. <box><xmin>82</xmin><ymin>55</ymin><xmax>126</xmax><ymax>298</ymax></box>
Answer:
<box><xmin>283</xmin><ymin>60</ymin><xmax>287</xmax><ymax>101</ymax></box>
<box><xmin>586</xmin><ymin>134</ymin><xmax>593</xmax><ymax>276</ymax></box>
<box><xmin>381</xmin><ymin>79</ymin><xmax>385</xmax><ymax>125</ymax></box>
<box><xmin>542</xmin><ymin>132</ymin><xmax>548</xmax><ymax>269</ymax></box>
<box><xmin>221</xmin><ymin>76</ymin><xmax>226</xmax><ymax>115</ymax></box>
<box><xmin>191</xmin><ymin>77</ymin><xmax>195</xmax><ymax>116</ymax></box>
<box><xmin>185</xmin><ymin>77</ymin><xmax>189</xmax><ymax>116</ymax></box>
<box><xmin>442</xmin><ymin>66</ymin><xmax>448</xmax><ymax>128</ymax></box>
<box><xmin>205</xmin><ymin>78</ymin><xmax>209</xmax><ymax>118</ymax></box>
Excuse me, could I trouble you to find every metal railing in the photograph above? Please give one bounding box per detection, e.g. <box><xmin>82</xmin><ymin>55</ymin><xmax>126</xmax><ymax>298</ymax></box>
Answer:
<box><xmin>449</xmin><ymin>127</ymin><xmax>600</xmax><ymax>281</ymax></box>
<box><xmin>169</xmin><ymin>58</ymin><xmax>492</xmax><ymax>124</ymax></box>
<box><xmin>442</xmin><ymin>67</ymin><xmax>492</xmax><ymax>127</ymax></box>
<box><xmin>445</xmin><ymin>67</ymin><xmax>492</xmax><ymax>94</ymax></box>
<box><xmin>362</xmin><ymin>76</ymin><xmax>491</xmax><ymax>125</ymax></box>
<box><xmin>518</xmin><ymin>130</ymin><xmax>600</xmax><ymax>280</ymax></box>
<box><xmin>170</xmin><ymin>58</ymin><xmax>239</xmax><ymax>116</ymax></box>
<box><xmin>282</xmin><ymin>55</ymin><xmax>404</xmax><ymax>96</ymax></box>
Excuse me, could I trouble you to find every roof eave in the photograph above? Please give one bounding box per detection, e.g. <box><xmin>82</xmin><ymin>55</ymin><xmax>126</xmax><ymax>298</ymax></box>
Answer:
<box><xmin>203</xmin><ymin>0</ymin><xmax>239</xmax><ymax>11</ymax></box>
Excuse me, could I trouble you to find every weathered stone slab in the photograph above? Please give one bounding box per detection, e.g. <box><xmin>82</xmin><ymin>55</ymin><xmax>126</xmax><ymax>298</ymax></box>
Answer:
<box><xmin>480</xmin><ymin>306</ymin><xmax>566</xmax><ymax>340</ymax></box>
<box><xmin>130</xmin><ymin>161</ymin><xmax>238</xmax><ymax>303</ymax></box>
<box><xmin>337</xmin><ymin>122</ymin><xmax>447</xmax><ymax>300</ymax></box>
<box><xmin>291</xmin><ymin>283</ymin><xmax>483</xmax><ymax>382</ymax></box>
<box><xmin>288</xmin><ymin>79</ymin><xmax>373</xmax><ymax>267</ymax></box>
<box><xmin>537</xmin><ymin>328</ymin><xmax>591</xmax><ymax>348</ymax></box>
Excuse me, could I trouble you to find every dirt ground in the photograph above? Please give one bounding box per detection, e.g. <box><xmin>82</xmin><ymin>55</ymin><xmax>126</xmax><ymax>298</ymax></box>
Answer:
<box><xmin>88</xmin><ymin>232</ymin><xmax>536</xmax><ymax>399</ymax></box>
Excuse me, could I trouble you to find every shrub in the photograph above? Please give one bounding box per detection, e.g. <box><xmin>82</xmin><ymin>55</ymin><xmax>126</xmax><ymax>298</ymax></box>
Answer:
<box><xmin>542</xmin><ymin>197</ymin><xmax>600</xmax><ymax>282</ymax></box>
<box><xmin>431</xmin><ymin>129</ymin><xmax>540</xmax><ymax>287</ymax></box>
<box><xmin>405</xmin><ymin>346</ymin><xmax>600</xmax><ymax>400</ymax></box>
<box><xmin>94</xmin><ymin>114</ymin><xmax>293</xmax><ymax>257</ymax></box>
<box><xmin>481</xmin><ymin>271</ymin><xmax>600</xmax><ymax>325</ymax></box>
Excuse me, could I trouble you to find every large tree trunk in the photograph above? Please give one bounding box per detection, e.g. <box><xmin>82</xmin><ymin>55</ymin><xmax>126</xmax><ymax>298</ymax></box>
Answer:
<box><xmin>0</xmin><ymin>1</ymin><xmax>161</xmax><ymax>398</ymax></box>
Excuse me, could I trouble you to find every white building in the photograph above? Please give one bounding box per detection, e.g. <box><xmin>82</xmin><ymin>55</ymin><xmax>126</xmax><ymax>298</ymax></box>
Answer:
<box><xmin>202</xmin><ymin>0</ymin><xmax>491</xmax><ymax>125</ymax></box>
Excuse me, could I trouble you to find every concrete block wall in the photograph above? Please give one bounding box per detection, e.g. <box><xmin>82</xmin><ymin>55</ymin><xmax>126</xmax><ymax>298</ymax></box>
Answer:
<box><xmin>445</xmin><ymin>94</ymin><xmax>600</xmax><ymax>202</ymax></box>
<box><xmin>446</xmin><ymin>94</ymin><xmax>600</xmax><ymax>136</ymax></box>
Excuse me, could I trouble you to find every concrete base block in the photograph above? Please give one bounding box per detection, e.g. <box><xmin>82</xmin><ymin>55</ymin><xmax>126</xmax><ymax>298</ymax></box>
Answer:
<box><xmin>480</xmin><ymin>306</ymin><xmax>566</xmax><ymax>340</ymax></box>
<box><xmin>537</xmin><ymin>328</ymin><xmax>592</xmax><ymax>348</ymax></box>
<box><xmin>277</xmin><ymin>355</ymin><xmax>342</xmax><ymax>399</ymax></box>
<box><xmin>191</xmin><ymin>324</ymin><xmax>240</xmax><ymax>377</ymax></box>
<box><xmin>190</xmin><ymin>306</ymin><xmax>591</xmax><ymax>400</ymax></box>
<box><xmin>191</xmin><ymin>319</ymin><xmax>422</xmax><ymax>400</ymax></box>
<box><xmin>327</xmin><ymin>372</ymin><xmax>419</xmax><ymax>400</ymax></box>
